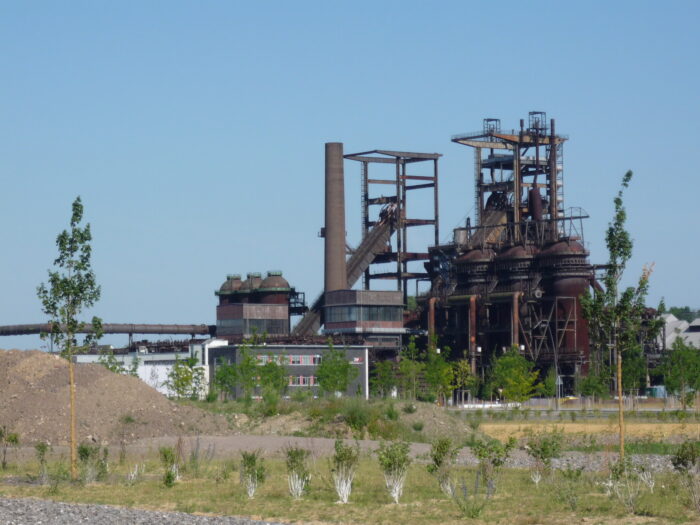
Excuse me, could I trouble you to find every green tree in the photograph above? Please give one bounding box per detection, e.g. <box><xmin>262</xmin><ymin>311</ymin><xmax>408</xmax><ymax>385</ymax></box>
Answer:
<box><xmin>579</xmin><ymin>365</ymin><xmax>610</xmax><ymax>400</ymax></box>
<box><xmin>668</xmin><ymin>306</ymin><xmax>700</xmax><ymax>323</ymax></box>
<box><xmin>98</xmin><ymin>351</ymin><xmax>139</xmax><ymax>377</ymax></box>
<box><xmin>37</xmin><ymin>196</ymin><xmax>102</xmax><ymax>480</ymax></box>
<box><xmin>453</xmin><ymin>359</ymin><xmax>480</xmax><ymax>405</ymax></box>
<box><xmin>398</xmin><ymin>337</ymin><xmax>424</xmax><ymax>400</ymax></box>
<box><xmin>540</xmin><ymin>367</ymin><xmax>557</xmax><ymax>398</ymax></box>
<box><xmin>164</xmin><ymin>353</ymin><xmax>205</xmax><ymax>400</ymax></box>
<box><xmin>580</xmin><ymin>171</ymin><xmax>660</xmax><ymax>459</ymax></box>
<box><xmin>258</xmin><ymin>358</ymin><xmax>288</xmax><ymax>414</ymax></box>
<box><xmin>235</xmin><ymin>344</ymin><xmax>260</xmax><ymax>405</ymax></box>
<box><xmin>661</xmin><ymin>338</ymin><xmax>700</xmax><ymax>410</ymax></box>
<box><xmin>425</xmin><ymin>349</ymin><xmax>454</xmax><ymax>406</ymax></box>
<box><xmin>213</xmin><ymin>359</ymin><xmax>237</xmax><ymax>400</ymax></box>
<box><xmin>316</xmin><ymin>342</ymin><xmax>359</xmax><ymax>396</ymax></box>
<box><xmin>0</xmin><ymin>426</ymin><xmax>19</xmax><ymax>470</ymax></box>
<box><xmin>370</xmin><ymin>360</ymin><xmax>397</xmax><ymax>398</ymax></box>
<box><xmin>489</xmin><ymin>346</ymin><xmax>540</xmax><ymax>402</ymax></box>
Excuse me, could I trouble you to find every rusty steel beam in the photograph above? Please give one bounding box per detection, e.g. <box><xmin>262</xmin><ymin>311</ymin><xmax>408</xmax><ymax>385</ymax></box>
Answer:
<box><xmin>0</xmin><ymin>323</ymin><xmax>211</xmax><ymax>337</ymax></box>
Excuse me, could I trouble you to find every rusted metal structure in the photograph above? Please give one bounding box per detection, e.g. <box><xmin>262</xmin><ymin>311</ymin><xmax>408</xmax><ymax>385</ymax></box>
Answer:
<box><xmin>345</xmin><ymin>149</ymin><xmax>441</xmax><ymax>304</ymax></box>
<box><xmin>426</xmin><ymin>113</ymin><xmax>594</xmax><ymax>391</ymax></box>
<box><xmin>0</xmin><ymin>323</ymin><xmax>212</xmax><ymax>337</ymax></box>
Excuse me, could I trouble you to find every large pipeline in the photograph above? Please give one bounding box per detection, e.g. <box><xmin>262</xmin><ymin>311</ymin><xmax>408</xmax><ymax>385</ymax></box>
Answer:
<box><xmin>0</xmin><ymin>323</ymin><xmax>212</xmax><ymax>337</ymax></box>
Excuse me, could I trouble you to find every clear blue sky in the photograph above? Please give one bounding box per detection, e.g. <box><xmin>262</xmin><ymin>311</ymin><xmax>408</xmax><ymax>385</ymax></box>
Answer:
<box><xmin>2</xmin><ymin>1</ymin><xmax>699</xmax><ymax>350</ymax></box>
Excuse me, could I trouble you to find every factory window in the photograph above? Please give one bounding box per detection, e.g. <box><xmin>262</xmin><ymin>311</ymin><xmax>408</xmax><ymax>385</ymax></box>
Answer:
<box><xmin>313</xmin><ymin>354</ymin><xmax>322</xmax><ymax>365</ymax></box>
<box><xmin>325</xmin><ymin>306</ymin><xmax>358</xmax><ymax>323</ymax></box>
<box><xmin>288</xmin><ymin>375</ymin><xmax>315</xmax><ymax>386</ymax></box>
<box><xmin>360</xmin><ymin>306</ymin><xmax>402</xmax><ymax>322</ymax></box>
<box><xmin>326</xmin><ymin>305</ymin><xmax>401</xmax><ymax>323</ymax></box>
<box><xmin>289</xmin><ymin>355</ymin><xmax>302</xmax><ymax>365</ymax></box>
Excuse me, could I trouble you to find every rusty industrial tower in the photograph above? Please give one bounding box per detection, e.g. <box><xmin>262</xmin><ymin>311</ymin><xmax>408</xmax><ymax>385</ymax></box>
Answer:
<box><xmin>426</xmin><ymin>112</ymin><xmax>594</xmax><ymax>391</ymax></box>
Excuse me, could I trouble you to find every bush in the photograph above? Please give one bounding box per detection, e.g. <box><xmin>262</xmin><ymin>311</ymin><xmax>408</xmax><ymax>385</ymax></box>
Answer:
<box><xmin>377</xmin><ymin>441</ymin><xmax>411</xmax><ymax>504</ymax></box>
<box><xmin>557</xmin><ymin>463</ymin><xmax>584</xmax><ymax>511</ymax></box>
<box><xmin>609</xmin><ymin>458</ymin><xmax>647</xmax><ymax>514</ymax></box>
<box><xmin>385</xmin><ymin>404</ymin><xmax>399</xmax><ymax>421</ymax></box>
<box><xmin>77</xmin><ymin>443</ymin><xmax>109</xmax><ymax>483</ymax></box>
<box><xmin>412</xmin><ymin>421</ymin><xmax>424</xmax><ymax>432</ymax></box>
<box><xmin>452</xmin><ymin>470</ymin><xmax>493</xmax><ymax>519</ymax></box>
<box><xmin>416</xmin><ymin>392</ymin><xmax>436</xmax><ymax>403</ymax></box>
<box><xmin>34</xmin><ymin>441</ymin><xmax>51</xmax><ymax>485</ymax></box>
<box><xmin>524</xmin><ymin>428</ymin><xmax>563</xmax><ymax>476</ymax></box>
<box><xmin>672</xmin><ymin>440</ymin><xmax>700</xmax><ymax>513</ymax></box>
<box><xmin>470</xmin><ymin>437</ymin><xmax>516</xmax><ymax>492</ymax></box>
<box><xmin>331</xmin><ymin>440</ymin><xmax>360</xmax><ymax>504</ymax></box>
<box><xmin>467</xmin><ymin>417</ymin><xmax>482</xmax><ymax>432</ymax></box>
<box><xmin>240</xmin><ymin>450</ymin><xmax>266</xmax><ymax>499</ymax></box>
<box><xmin>342</xmin><ymin>399</ymin><xmax>371</xmax><ymax>432</ymax></box>
<box><xmin>159</xmin><ymin>446</ymin><xmax>179</xmax><ymax>487</ymax></box>
<box><xmin>0</xmin><ymin>426</ymin><xmax>19</xmax><ymax>470</ymax></box>
<box><xmin>402</xmin><ymin>403</ymin><xmax>417</xmax><ymax>414</ymax></box>
<box><xmin>427</xmin><ymin>437</ymin><xmax>458</xmax><ymax>496</ymax></box>
<box><xmin>285</xmin><ymin>446</ymin><xmax>310</xmax><ymax>500</ymax></box>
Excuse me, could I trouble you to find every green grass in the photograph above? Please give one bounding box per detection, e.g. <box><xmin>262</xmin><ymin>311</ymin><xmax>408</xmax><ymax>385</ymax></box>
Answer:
<box><xmin>1</xmin><ymin>455</ymin><xmax>696</xmax><ymax>524</ymax></box>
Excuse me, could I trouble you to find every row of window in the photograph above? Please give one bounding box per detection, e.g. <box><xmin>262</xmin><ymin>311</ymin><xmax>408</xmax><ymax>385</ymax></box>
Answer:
<box><xmin>325</xmin><ymin>305</ymin><xmax>402</xmax><ymax>323</ymax></box>
<box><xmin>257</xmin><ymin>354</ymin><xmax>322</xmax><ymax>366</ymax></box>
<box><xmin>288</xmin><ymin>376</ymin><xmax>315</xmax><ymax>386</ymax></box>
<box><xmin>216</xmin><ymin>319</ymin><xmax>289</xmax><ymax>334</ymax></box>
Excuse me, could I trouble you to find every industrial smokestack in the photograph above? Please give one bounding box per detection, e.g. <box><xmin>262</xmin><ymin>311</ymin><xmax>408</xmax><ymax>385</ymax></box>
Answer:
<box><xmin>324</xmin><ymin>142</ymin><xmax>348</xmax><ymax>292</ymax></box>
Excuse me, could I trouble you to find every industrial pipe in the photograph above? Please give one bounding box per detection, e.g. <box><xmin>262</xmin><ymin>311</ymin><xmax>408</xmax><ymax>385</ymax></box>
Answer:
<box><xmin>469</xmin><ymin>295</ymin><xmax>477</xmax><ymax>375</ymax></box>
<box><xmin>427</xmin><ymin>297</ymin><xmax>436</xmax><ymax>343</ymax></box>
<box><xmin>512</xmin><ymin>292</ymin><xmax>522</xmax><ymax>347</ymax></box>
<box><xmin>324</xmin><ymin>142</ymin><xmax>348</xmax><ymax>293</ymax></box>
<box><xmin>0</xmin><ymin>323</ymin><xmax>211</xmax><ymax>337</ymax></box>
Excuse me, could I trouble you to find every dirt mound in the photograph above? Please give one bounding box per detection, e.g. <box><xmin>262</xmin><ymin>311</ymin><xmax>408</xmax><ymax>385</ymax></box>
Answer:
<box><xmin>0</xmin><ymin>349</ymin><xmax>232</xmax><ymax>445</ymax></box>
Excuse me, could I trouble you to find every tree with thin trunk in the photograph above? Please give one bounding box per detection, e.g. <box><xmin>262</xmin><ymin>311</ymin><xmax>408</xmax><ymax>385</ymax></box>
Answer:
<box><xmin>661</xmin><ymin>338</ymin><xmax>700</xmax><ymax>410</ymax></box>
<box><xmin>581</xmin><ymin>171</ymin><xmax>658</xmax><ymax>460</ymax></box>
<box><xmin>37</xmin><ymin>196</ymin><xmax>102</xmax><ymax>480</ymax></box>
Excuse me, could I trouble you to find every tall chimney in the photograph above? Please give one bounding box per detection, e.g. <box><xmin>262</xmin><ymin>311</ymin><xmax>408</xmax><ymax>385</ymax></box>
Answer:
<box><xmin>324</xmin><ymin>142</ymin><xmax>348</xmax><ymax>292</ymax></box>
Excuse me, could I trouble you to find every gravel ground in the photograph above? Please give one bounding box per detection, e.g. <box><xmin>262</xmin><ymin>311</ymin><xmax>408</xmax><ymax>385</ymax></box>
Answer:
<box><xmin>0</xmin><ymin>497</ymin><xmax>289</xmax><ymax>525</ymax></box>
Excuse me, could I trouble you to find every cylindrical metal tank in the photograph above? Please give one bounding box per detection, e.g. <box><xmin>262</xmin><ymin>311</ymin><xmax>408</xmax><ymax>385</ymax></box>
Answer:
<box><xmin>537</xmin><ymin>240</ymin><xmax>591</xmax><ymax>362</ymax></box>
<box><xmin>494</xmin><ymin>244</ymin><xmax>538</xmax><ymax>292</ymax></box>
<box><xmin>239</xmin><ymin>272</ymin><xmax>262</xmax><ymax>303</ymax></box>
<box><xmin>453</xmin><ymin>248</ymin><xmax>495</xmax><ymax>295</ymax></box>
<box><xmin>324</xmin><ymin>142</ymin><xmax>347</xmax><ymax>293</ymax></box>
<box><xmin>258</xmin><ymin>271</ymin><xmax>291</xmax><ymax>304</ymax></box>
<box><xmin>218</xmin><ymin>274</ymin><xmax>242</xmax><ymax>304</ymax></box>
<box><xmin>453</xmin><ymin>228</ymin><xmax>468</xmax><ymax>246</ymax></box>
